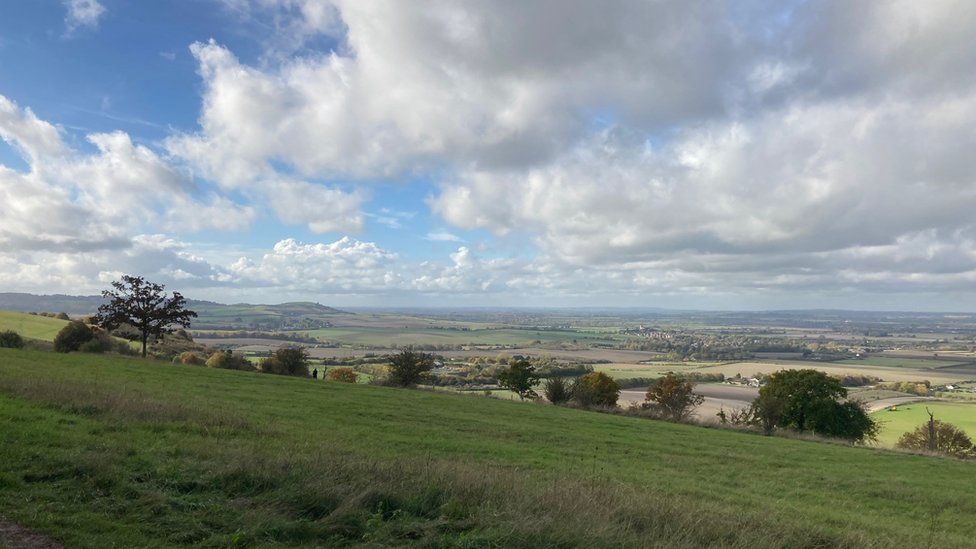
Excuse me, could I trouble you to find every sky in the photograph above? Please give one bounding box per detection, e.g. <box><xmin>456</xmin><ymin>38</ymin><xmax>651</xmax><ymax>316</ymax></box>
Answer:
<box><xmin>1</xmin><ymin>1</ymin><xmax>976</xmax><ymax>310</ymax></box>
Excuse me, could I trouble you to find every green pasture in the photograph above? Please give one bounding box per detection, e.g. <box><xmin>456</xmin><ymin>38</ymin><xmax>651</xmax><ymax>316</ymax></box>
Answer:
<box><xmin>0</xmin><ymin>310</ymin><xmax>69</xmax><ymax>342</ymax></box>
<box><xmin>1</xmin><ymin>349</ymin><xmax>976</xmax><ymax>546</ymax></box>
<box><xmin>872</xmin><ymin>401</ymin><xmax>976</xmax><ymax>446</ymax></box>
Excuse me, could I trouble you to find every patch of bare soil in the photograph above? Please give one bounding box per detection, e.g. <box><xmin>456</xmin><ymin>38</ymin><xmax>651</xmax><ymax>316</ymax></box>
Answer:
<box><xmin>0</xmin><ymin>517</ymin><xmax>63</xmax><ymax>549</ymax></box>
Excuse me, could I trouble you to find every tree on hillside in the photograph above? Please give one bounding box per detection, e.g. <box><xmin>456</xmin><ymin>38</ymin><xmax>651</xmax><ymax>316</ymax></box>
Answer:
<box><xmin>496</xmin><ymin>357</ymin><xmax>540</xmax><ymax>400</ymax></box>
<box><xmin>896</xmin><ymin>410</ymin><xmax>973</xmax><ymax>458</ymax></box>
<box><xmin>261</xmin><ymin>347</ymin><xmax>310</xmax><ymax>377</ymax></box>
<box><xmin>644</xmin><ymin>373</ymin><xmax>704</xmax><ymax>421</ymax></box>
<box><xmin>94</xmin><ymin>275</ymin><xmax>197</xmax><ymax>358</ymax></box>
<box><xmin>571</xmin><ymin>372</ymin><xmax>620</xmax><ymax>408</ymax></box>
<box><xmin>387</xmin><ymin>349</ymin><xmax>435</xmax><ymax>386</ymax></box>
<box><xmin>750</xmin><ymin>369</ymin><xmax>877</xmax><ymax>442</ymax></box>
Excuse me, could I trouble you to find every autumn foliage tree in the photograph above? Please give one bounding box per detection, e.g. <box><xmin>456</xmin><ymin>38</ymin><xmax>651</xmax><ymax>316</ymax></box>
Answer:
<box><xmin>94</xmin><ymin>275</ymin><xmax>197</xmax><ymax>357</ymax></box>
<box><xmin>571</xmin><ymin>372</ymin><xmax>620</xmax><ymax>408</ymax></box>
<box><xmin>327</xmin><ymin>367</ymin><xmax>358</xmax><ymax>383</ymax></box>
<box><xmin>645</xmin><ymin>373</ymin><xmax>704</xmax><ymax>421</ymax></box>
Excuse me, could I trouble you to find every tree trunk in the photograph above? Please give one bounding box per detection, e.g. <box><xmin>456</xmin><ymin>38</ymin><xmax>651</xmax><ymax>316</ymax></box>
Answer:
<box><xmin>927</xmin><ymin>408</ymin><xmax>936</xmax><ymax>452</ymax></box>
<box><xmin>141</xmin><ymin>333</ymin><xmax>148</xmax><ymax>358</ymax></box>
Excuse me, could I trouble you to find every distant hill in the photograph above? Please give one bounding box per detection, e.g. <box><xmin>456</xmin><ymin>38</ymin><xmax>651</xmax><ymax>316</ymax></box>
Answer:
<box><xmin>0</xmin><ymin>293</ymin><xmax>104</xmax><ymax>315</ymax></box>
<box><xmin>0</xmin><ymin>293</ymin><xmax>347</xmax><ymax>330</ymax></box>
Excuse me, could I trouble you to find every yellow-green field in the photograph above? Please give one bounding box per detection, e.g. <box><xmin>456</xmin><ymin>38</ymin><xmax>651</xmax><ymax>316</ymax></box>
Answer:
<box><xmin>0</xmin><ymin>311</ymin><xmax>69</xmax><ymax>341</ymax></box>
<box><xmin>872</xmin><ymin>401</ymin><xmax>976</xmax><ymax>446</ymax></box>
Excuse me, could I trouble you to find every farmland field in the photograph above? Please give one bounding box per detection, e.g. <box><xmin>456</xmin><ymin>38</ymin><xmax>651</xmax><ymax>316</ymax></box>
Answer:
<box><xmin>2</xmin><ymin>348</ymin><xmax>976</xmax><ymax>546</ymax></box>
<box><xmin>0</xmin><ymin>311</ymin><xmax>68</xmax><ymax>342</ymax></box>
<box><xmin>837</xmin><ymin>357</ymin><xmax>968</xmax><ymax>369</ymax></box>
<box><xmin>872</xmin><ymin>401</ymin><xmax>976</xmax><ymax>446</ymax></box>
<box><xmin>690</xmin><ymin>360</ymin><xmax>973</xmax><ymax>384</ymax></box>
<box><xmin>297</xmin><ymin>326</ymin><xmax>617</xmax><ymax>347</ymax></box>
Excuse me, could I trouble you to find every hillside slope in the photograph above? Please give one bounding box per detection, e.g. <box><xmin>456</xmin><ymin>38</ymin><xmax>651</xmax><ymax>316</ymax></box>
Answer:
<box><xmin>0</xmin><ymin>349</ymin><xmax>973</xmax><ymax>547</ymax></box>
<box><xmin>0</xmin><ymin>311</ymin><xmax>69</xmax><ymax>341</ymax></box>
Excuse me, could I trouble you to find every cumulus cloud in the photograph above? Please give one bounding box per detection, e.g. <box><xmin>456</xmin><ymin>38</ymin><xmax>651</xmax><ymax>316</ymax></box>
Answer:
<box><xmin>10</xmin><ymin>1</ymin><xmax>976</xmax><ymax>306</ymax></box>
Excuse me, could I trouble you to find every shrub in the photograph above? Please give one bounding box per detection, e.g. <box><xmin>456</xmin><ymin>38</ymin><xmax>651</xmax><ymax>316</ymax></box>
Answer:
<box><xmin>896</xmin><ymin>414</ymin><xmax>974</xmax><ymax>458</ymax></box>
<box><xmin>571</xmin><ymin>372</ymin><xmax>620</xmax><ymax>408</ymax></box>
<box><xmin>206</xmin><ymin>351</ymin><xmax>254</xmax><ymax>371</ymax></box>
<box><xmin>543</xmin><ymin>377</ymin><xmax>571</xmax><ymax>404</ymax></box>
<box><xmin>55</xmin><ymin>312</ymin><xmax>70</xmax><ymax>320</ymax></box>
<box><xmin>328</xmin><ymin>367</ymin><xmax>358</xmax><ymax>383</ymax></box>
<box><xmin>78</xmin><ymin>331</ymin><xmax>113</xmax><ymax>354</ymax></box>
<box><xmin>0</xmin><ymin>330</ymin><xmax>24</xmax><ymax>349</ymax></box>
<box><xmin>53</xmin><ymin>321</ymin><xmax>94</xmax><ymax>353</ymax></box>
<box><xmin>644</xmin><ymin>373</ymin><xmax>704</xmax><ymax>421</ymax></box>
<box><xmin>179</xmin><ymin>352</ymin><xmax>205</xmax><ymax>365</ymax></box>
<box><xmin>387</xmin><ymin>349</ymin><xmax>435</xmax><ymax>387</ymax></box>
<box><xmin>262</xmin><ymin>347</ymin><xmax>310</xmax><ymax>377</ymax></box>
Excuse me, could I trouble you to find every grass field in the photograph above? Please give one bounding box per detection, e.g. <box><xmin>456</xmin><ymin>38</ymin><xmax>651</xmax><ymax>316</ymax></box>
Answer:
<box><xmin>2</xmin><ymin>349</ymin><xmax>976</xmax><ymax>547</ymax></box>
<box><xmin>0</xmin><ymin>311</ymin><xmax>68</xmax><ymax>341</ymax></box>
<box><xmin>872</xmin><ymin>401</ymin><xmax>976</xmax><ymax>446</ymax></box>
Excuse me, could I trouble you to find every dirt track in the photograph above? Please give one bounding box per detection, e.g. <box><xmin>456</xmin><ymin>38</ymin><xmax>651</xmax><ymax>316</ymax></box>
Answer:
<box><xmin>0</xmin><ymin>518</ymin><xmax>62</xmax><ymax>549</ymax></box>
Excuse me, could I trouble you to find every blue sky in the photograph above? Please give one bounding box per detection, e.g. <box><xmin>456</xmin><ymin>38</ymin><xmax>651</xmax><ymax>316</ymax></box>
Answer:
<box><xmin>2</xmin><ymin>1</ymin><xmax>976</xmax><ymax>310</ymax></box>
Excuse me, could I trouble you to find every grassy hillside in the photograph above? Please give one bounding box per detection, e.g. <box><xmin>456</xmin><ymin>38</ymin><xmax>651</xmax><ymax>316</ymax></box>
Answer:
<box><xmin>1</xmin><ymin>349</ymin><xmax>974</xmax><ymax>547</ymax></box>
<box><xmin>0</xmin><ymin>310</ymin><xmax>69</xmax><ymax>341</ymax></box>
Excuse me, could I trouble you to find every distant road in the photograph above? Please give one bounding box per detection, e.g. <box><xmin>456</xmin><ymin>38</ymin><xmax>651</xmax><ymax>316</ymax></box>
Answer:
<box><xmin>619</xmin><ymin>384</ymin><xmax>758</xmax><ymax>422</ymax></box>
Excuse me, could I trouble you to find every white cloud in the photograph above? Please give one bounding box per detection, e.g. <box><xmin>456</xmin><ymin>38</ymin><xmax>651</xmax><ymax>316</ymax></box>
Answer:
<box><xmin>0</xmin><ymin>95</ymin><xmax>254</xmax><ymax>252</ymax></box>
<box><xmin>424</xmin><ymin>230</ymin><xmax>463</xmax><ymax>243</ymax></box>
<box><xmin>64</xmin><ymin>0</ymin><xmax>106</xmax><ymax>33</ymax></box>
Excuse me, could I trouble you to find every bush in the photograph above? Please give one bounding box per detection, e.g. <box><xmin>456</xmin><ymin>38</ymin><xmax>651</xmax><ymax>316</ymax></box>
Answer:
<box><xmin>328</xmin><ymin>367</ymin><xmax>358</xmax><ymax>383</ymax></box>
<box><xmin>78</xmin><ymin>332</ymin><xmax>112</xmax><ymax>354</ymax></box>
<box><xmin>897</xmin><ymin>416</ymin><xmax>974</xmax><ymax>458</ymax></box>
<box><xmin>571</xmin><ymin>372</ymin><xmax>620</xmax><ymax>408</ymax></box>
<box><xmin>543</xmin><ymin>377</ymin><xmax>571</xmax><ymax>404</ymax></box>
<box><xmin>206</xmin><ymin>351</ymin><xmax>255</xmax><ymax>371</ymax></box>
<box><xmin>644</xmin><ymin>373</ymin><xmax>704</xmax><ymax>421</ymax></box>
<box><xmin>179</xmin><ymin>352</ymin><xmax>205</xmax><ymax>365</ymax></box>
<box><xmin>388</xmin><ymin>349</ymin><xmax>435</xmax><ymax>387</ymax></box>
<box><xmin>53</xmin><ymin>321</ymin><xmax>94</xmax><ymax>353</ymax></box>
<box><xmin>262</xmin><ymin>347</ymin><xmax>310</xmax><ymax>377</ymax></box>
<box><xmin>0</xmin><ymin>330</ymin><xmax>24</xmax><ymax>349</ymax></box>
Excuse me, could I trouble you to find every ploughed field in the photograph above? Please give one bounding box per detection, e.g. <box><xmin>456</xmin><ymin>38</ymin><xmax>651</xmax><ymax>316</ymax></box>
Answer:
<box><xmin>1</xmin><ymin>349</ymin><xmax>975</xmax><ymax>547</ymax></box>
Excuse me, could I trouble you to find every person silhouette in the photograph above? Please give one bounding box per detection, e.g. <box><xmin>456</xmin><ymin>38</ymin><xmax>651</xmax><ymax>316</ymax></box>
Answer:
<box><xmin>312</xmin><ymin>368</ymin><xmax>318</xmax><ymax>379</ymax></box>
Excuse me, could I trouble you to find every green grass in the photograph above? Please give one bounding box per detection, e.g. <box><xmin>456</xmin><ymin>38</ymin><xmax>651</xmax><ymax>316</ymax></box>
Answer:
<box><xmin>2</xmin><ymin>349</ymin><xmax>976</xmax><ymax>547</ymax></box>
<box><xmin>0</xmin><ymin>310</ymin><xmax>69</xmax><ymax>342</ymax></box>
<box><xmin>837</xmin><ymin>357</ymin><xmax>965</xmax><ymax>369</ymax></box>
<box><xmin>872</xmin><ymin>401</ymin><xmax>976</xmax><ymax>446</ymax></box>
